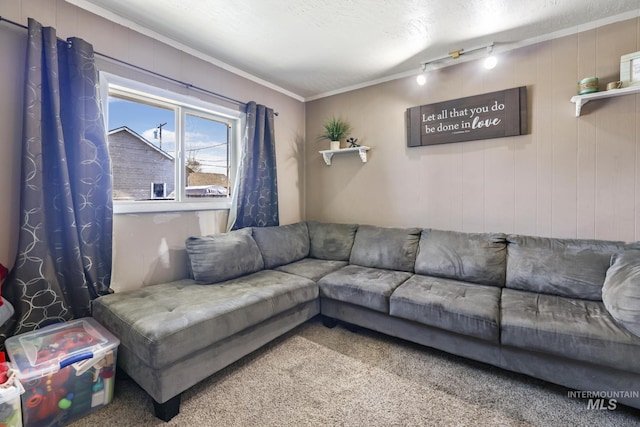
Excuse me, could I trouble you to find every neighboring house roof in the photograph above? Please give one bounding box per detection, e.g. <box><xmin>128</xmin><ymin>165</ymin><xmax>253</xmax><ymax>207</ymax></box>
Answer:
<box><xmin>187</xmin><ymin>172</ymin><xmax>228</xmax><ymax>187</ymax></box>
<box><xmin>108</xmin><ymin>126</ymin><xmax>174</xmax><ymax>160</ymax></box>
<box><xmin>185</xmin><ymin>185</ymin><xmax>228</xmax><ymax>197</ymax></box>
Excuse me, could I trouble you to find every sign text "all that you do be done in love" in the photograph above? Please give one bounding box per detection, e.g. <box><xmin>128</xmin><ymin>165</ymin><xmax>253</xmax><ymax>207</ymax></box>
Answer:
<box><xmin>406</xmin><ymin>86</ymin><xmax>527</xmax><ymax>147</ymax></box>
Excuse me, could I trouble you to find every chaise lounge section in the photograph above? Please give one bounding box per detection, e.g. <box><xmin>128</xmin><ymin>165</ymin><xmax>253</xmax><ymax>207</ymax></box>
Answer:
<box><xmin>91</xmin><ymin>221</ymin><xmax>640</xmax><ymax>420</ymax></box>
<box><xmin>91</xmin><ymin>225</ymin><xmax>322</xmax><ymax>420</ymax></box>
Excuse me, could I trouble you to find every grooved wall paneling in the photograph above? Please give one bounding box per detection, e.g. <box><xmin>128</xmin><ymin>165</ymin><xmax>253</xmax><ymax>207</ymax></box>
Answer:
<box><xmin>306</xmin><ymin>18</ymin><xmax>640</xmax><ymax>242</ymax></box>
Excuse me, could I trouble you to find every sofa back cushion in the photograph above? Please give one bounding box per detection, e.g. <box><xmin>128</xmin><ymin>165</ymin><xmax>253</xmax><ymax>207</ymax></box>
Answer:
<box><xmin>349</xmin><ymin>225</ymin><xmax>421</xmax><ymax>272</ymax></box>
<box><xmin>506</xmin><ymin>234</ymin><xmax>629</xmax><ymax>300</ymax></box>
<box><xmin>414</xmin><ymin>229</ymin><xmax>507</xmax><ymax>287</ymax></box>
<box><xmin>252</xmin><ymin>222</ymin><xmax>310</xmax><ymax>269</ymax></box>
<box><xmin>307</xmin><ymin>221</ymin><xmax>358</xmax><ymax>261</ymax></box>
<box><xmin>186</xmin><ymin>228</ymin><xmax>264</xmax><ymax>284</ymax></box>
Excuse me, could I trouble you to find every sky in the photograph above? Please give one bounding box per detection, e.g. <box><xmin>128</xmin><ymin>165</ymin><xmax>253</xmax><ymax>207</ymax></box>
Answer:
<box><xmin>107</xmin><ymin>96</ymin><xmax>229</xmax><ymax>174</ymax></box>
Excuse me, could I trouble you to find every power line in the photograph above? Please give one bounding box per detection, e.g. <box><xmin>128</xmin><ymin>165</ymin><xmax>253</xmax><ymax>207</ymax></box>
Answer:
<box><xmin>187</xmin><ymin>142</ymin><xmax>227</xmax><ymax>151</ymax></box>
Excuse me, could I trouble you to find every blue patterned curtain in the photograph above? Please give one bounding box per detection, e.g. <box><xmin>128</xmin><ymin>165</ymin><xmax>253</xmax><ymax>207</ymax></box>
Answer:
<box><xmin>229</xmin><ymin>102</ymin><xmax>279</xmax><ymax>229</ymax></box>
<box><xmin>3</xmin><ymin>18</ymin><xmax>113</xmax><ymax>337</ymax></box>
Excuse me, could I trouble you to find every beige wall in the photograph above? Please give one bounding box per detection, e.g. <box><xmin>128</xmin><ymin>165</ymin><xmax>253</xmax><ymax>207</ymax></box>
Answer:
<box><xmin>0</xmin><ymin>0</ymin><xmax>306</xmax><ymax>291</ymax></box>
<box><xmin>306</xmin><ymin>18</ymin><xmax>640</xmax><ymax>242</ymax></box>
<box><xmin>2</xmin><ymin>2</ymin><xmax>639</xmax><ymax>295</ymax></box>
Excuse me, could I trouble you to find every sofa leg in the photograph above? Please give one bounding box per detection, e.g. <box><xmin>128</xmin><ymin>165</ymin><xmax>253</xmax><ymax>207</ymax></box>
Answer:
<box><xmin>343</xmin><ymin>322</ymin><xmax>360</xmax><ymax>333</ymax></box>
<box><xmin>153</xmin><ymin>394</ymin><xmax>181</xmax><ymax>422</ymax></box>
<box><xmin>322</xmin><ymin>315</ymin><xmax>338</xmax><ymax>328</ymax></box>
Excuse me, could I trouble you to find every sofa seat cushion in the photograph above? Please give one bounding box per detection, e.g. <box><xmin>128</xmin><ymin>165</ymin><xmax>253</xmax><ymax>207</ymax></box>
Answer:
<box><xmin>390</xmin><ymin>275</ymin><xmax>501</xmax><ymax>342</ymax></box>
<box><xmin>92</xmin><ymin>271</ymin><xmax>317</xmax><ymax>370</ymax></box>
<box><xmin>252</xmin><ymin>222</ymin><xmax>310</xmax><ymax>269</ymax></box>
<box><xmin>274</xmin><ymin>258</ymin><xmax>348</xmax><ymax>281</ymax></box>
<box><xmin>506</xmin><ymin>235</ymin><xmax>629</xmax><ymax>300</ymax></box>
<box><xmin>349</xmin><ymin>225</ymin><xmax>421</xmax><ymax>272</ymax></box>
<box><xmin>501</xmin><ymin>288</ymin><xmax>640</xmax><ymax>373</ymax></box>
<box><xmin>307</xmin><ymin>221</ymin><xmax>358</xmax><ymax>261</ymax></box>
<box><xmin>318</xmin><ymin>265</ymin><xmax>412</xmax><ymax>313</ymax></box>
<box><xmin>415</xmin><ymin>229</ymin><xmax>507</xmax><ymax>287</ymax></box>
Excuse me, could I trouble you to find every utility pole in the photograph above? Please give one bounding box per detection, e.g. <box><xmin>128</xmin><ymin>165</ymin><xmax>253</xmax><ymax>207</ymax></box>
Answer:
<box><xmin>154</xmin><ymin>122</ymin><xmax>167</xmax><ymax>150</ymax></box>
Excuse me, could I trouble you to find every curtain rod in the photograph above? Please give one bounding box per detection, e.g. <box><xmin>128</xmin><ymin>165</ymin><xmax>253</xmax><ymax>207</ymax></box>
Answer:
<box><xmin>0</xmin><ymin>16</ymin><xmax>278</xmax><ymax>115</ymax></box>
<box><xmin>95</xmin><ymin>50</ymin><xmax>248</xmax><ymax>109</ymax></box>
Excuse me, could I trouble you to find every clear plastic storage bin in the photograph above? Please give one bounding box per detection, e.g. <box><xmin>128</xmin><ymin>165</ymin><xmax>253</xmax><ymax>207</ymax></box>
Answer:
<box><xmin>0</xmin><ymin>371</ymin><xmax>25</xmax><ymax>427</ymax></box>
<box><xmin>5</xmin><ymin>318</ymin><xmax>119</xmax><ymax>427</ymax></box>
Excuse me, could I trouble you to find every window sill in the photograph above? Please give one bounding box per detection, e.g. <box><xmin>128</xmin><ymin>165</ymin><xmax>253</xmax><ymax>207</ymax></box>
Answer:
<box><xmin>113</xmin><ymin>200</ymin><xmax>231</xmax><ymax>214</ymax></box>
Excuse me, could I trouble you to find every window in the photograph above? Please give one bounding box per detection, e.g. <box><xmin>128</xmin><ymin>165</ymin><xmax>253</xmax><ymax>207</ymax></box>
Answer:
<box><xmin>100</xmin><ymin>72</ymin><xmax>243</xmax><ymax>214</ymax></box>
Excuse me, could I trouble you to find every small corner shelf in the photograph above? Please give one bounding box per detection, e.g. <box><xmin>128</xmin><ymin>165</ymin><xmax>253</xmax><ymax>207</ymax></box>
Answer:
<box><xmin>319</xmin><ymin>146</ymin><xmax>370</xmax><ymax>166</ymax></box>
<box><xmin>570</xmin><ymin>85</ymin><xmax>640</xmax><ymax>116</ymax></box>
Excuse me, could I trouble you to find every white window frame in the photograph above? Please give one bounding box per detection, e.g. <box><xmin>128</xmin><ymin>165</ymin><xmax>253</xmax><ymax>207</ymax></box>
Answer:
<box><xmin>100</xmin><ymin>72</ymin><xmax>243</xmax><ymax>214</ymax></box>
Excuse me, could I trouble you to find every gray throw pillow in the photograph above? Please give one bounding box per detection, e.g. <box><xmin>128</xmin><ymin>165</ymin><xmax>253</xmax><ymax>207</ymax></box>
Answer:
<box><xmin>602</xmin><ymin>250</ymin><xmax>640</xmax><ymax>338</ymax></box>
<box><xmin>185</xmin><ymin>228</ymin><xmax>264</xmax><ymax>284</ymax></box>
<box><xmin>307</xmin><ymin>221</ymin><xmax>358</xmax><ymax>261</ymax></box>
<box><xmin>251</xmin><ymin>222</ymin><xmax>310</xmax><ymax>269</ymax></box>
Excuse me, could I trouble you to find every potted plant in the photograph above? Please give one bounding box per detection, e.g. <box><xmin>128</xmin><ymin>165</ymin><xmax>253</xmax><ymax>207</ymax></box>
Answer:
<box><xmin>317</xmin><ymin>117</ymin><xmax>351</xmax><ymax>150</ymax></box>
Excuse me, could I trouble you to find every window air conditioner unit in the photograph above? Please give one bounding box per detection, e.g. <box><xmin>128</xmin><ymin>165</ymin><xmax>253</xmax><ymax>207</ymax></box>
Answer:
<box><xmin>151</xmin><ymin>182</ymin><xmax>167</xmax><ymax>199</ymax></box>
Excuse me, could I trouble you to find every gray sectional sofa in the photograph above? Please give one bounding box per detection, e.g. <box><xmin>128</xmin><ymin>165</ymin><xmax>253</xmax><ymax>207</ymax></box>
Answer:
<box><xmin>91</xmin><ymin>221</ymin><xmax>640</xmax><ymax>421</ymax></box>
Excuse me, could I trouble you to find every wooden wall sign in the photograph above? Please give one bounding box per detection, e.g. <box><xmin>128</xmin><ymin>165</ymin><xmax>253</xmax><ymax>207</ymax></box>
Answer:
<box><xmin>406</xmin><ymin>86</ymin><xmax>527</xmax><ymax>147</ymax></box>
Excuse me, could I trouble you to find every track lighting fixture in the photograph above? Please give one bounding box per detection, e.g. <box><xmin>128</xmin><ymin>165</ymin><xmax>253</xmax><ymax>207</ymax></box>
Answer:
<box><xmin>416</xmin><ymin>42</ymin><xmax>497</xmax><ymax>85</ymax></box>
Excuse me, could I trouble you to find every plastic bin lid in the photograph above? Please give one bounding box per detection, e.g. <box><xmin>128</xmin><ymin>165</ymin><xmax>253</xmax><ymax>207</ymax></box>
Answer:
<box><xmin>5</xmin><ymin>317</ymin><xmax>119</xmax><ymax>380</ymax></box>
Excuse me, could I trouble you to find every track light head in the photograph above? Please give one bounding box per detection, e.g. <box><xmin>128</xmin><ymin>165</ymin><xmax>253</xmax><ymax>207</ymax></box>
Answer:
<box><xmin>483</xmin><ymin>44</ymin><xmax>497</xmax><ymax>69</ymax></box>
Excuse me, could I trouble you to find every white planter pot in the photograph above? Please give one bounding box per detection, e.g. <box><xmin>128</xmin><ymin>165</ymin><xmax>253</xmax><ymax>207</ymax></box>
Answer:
<box><xmin>330</xmin><ymin>140</ymin><xmax>340</xmax><ymax>150</ymax></box>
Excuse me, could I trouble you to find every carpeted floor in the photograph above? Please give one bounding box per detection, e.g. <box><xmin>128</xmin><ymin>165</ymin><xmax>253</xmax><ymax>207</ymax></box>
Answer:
<box><xmin>69</xmin><ymin>318</ymin><xmax>640</xmax><ymax>426</ymax></box>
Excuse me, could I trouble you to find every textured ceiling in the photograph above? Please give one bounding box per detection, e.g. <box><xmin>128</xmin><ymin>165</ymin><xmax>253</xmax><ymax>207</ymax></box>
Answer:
<box><xmin>68</xmin><ymin>0</ymin><xmax>640</xmax><ymax>100</ymax></box>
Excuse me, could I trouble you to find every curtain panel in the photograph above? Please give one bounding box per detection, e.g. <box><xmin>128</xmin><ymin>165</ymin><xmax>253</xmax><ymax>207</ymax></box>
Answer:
<box><xmin>3</xmin><ymin>18</ymin><xmax>113</xmax><ymax>338</ymax></box>
<box><xmin>229</xmin><ymin>102</ymin><xmax>279</xmax><ymax>230</ymax></box>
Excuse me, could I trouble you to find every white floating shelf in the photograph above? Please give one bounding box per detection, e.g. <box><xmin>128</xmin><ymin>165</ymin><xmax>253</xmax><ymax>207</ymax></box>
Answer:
<box><xmin>570</xmin><ymin>85</ymin><xmax>640</xmax><ymax>116</ymax></box>
<box><xmin>319</xmin><ymin>146</ymin><xmax>370</xmax><ymax>166</ymax></box>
